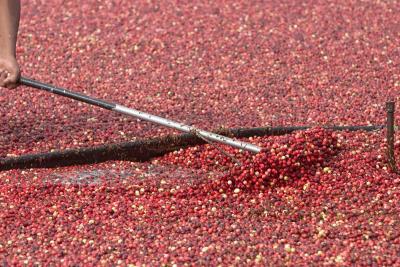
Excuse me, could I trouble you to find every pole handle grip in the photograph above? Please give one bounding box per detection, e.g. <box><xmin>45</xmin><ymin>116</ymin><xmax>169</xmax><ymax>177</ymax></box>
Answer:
<box><xmin>20</xmin><ymin>77</ymin><xmax>116</xmax><ymax>110</ymax></box>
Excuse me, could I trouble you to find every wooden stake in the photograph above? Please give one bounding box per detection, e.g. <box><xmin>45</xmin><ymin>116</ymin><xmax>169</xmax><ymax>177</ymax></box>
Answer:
<box><xmin>386</xmin><ymin>101</ymin><xmax>397</xmax><ymax>173</ymax></box>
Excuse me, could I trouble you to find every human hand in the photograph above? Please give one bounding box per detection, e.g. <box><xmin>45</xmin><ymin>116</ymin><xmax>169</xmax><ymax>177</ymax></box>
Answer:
<box><xmin>0</xmin><ymin>55</ymin><xmax>20</xmax><ymax>88</ymax></box>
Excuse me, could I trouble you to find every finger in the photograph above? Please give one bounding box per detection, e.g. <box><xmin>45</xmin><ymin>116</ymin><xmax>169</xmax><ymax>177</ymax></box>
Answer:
<box><xmin>4</xmin><ymin>72</ymin><xmax>20</xmax><ymax>89</ymax></box>
<box><xmin>0</xmin><ymin>71</ymin><xmax>8</xmax><ymax>87</ymax></box>
<box><xmin>4</xmin><ymin>81</ymin><xmax>18</xmax><ymax>89</ymax></box>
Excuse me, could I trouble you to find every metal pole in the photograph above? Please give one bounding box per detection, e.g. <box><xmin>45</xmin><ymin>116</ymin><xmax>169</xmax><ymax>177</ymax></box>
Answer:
<box><xmin>20</xmin><ymin>77</ymin><xmax>262</xmax><ymax>153</ymax></box>
<box><xmin>114</xmin><ymin>105</ymin><xmax>261</xmax><ymax>153</ymax></box>
<box><xmin>386</xmin><ymin>101</ymin><xmax>397</xmax><ymax>172</ymax></box>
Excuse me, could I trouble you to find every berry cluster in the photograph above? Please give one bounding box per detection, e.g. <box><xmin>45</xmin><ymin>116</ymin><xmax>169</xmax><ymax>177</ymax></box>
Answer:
<box><xmin>160</xmin><ymin>128</ymin><xmax>339</xmax><ymax>192</ymax></box>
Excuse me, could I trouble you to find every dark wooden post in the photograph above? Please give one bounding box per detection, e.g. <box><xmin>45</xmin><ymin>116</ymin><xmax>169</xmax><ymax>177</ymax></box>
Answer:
<box><xmin>386</xmin><ymin>101</ymin><xmax>397</xmax><ymax>173</ymax></box>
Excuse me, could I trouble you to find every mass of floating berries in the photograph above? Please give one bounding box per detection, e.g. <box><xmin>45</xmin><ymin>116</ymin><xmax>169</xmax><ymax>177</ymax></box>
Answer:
<box><xmin>1</xmin><ymin>0</ymin><xmax>400</xmax><ymax>156</ymax></box>
<box><xmin>1</xmin><ymin>130</ymin><xmax>400</xmax><ymax>265</ymax></box>
<box><xmin>159</xmin><ymin>128</ymin><xmax>340</xmax><ymax>193</ymax></box>
<box><xmin>1</xmin><ymin>0</ymin><xmax>400</xmax><ymax>265</ymax></box>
